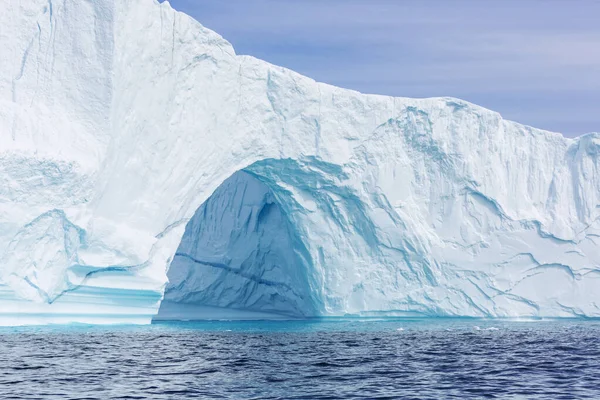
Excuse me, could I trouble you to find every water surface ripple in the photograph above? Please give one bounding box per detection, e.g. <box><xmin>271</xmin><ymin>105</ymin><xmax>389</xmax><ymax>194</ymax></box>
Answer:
<box><xmin>0</xmin><ymin>319</ymin><xmax>598</xmax><ymax>399</ymax></box>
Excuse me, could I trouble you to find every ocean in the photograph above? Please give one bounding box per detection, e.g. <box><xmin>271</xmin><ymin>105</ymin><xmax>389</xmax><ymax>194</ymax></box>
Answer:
<box><xmin>1</xmin><ymin>319</ymin><xmax>598</xmax><ymax>399</ymax></box>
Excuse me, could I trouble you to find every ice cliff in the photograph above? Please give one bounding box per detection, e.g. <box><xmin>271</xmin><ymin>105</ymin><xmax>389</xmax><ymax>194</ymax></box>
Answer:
<box><xmin>1</xmin><ymin>0</ymin><xmax>599</xmax><ymax>325</ymax></box>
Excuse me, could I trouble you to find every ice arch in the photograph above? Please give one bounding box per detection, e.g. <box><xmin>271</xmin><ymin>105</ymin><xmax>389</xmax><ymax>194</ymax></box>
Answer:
<box><xmin>1</xmin><ymin>0</ymin><xmax>599</xmax><ymax>325</ymax></box>
<box><xmin>156</xmin><ymin>154</ymin><xmax>395</xmax><ymax>320</ymax></box>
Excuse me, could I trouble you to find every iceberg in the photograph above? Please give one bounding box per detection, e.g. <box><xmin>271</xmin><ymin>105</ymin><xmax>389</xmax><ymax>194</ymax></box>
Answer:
<box><xmin>1</xmin><ymin>0</ymin><xmax>599</xmax><ymax>325</ymax></box>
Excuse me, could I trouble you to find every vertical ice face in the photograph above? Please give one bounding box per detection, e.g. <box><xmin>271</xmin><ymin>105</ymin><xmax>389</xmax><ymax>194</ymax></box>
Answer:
<box><xmin>0</xmin><ymin>0</ymin><xmax>599</xmax><ymax>324</ymax></box>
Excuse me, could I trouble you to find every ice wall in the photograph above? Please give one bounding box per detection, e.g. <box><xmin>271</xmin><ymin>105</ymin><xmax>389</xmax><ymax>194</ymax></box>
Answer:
<box><xmin>0</xmin><ymin>0</ymin><xmax>599</xmax><ymax>324</ymax></box>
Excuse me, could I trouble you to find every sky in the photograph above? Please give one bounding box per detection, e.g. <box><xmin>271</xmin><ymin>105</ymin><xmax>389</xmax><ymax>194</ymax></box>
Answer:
<box><xmin>167</xmin><ymin>0</ymin><xmax>600</xmax><ymax>137</ymax></box>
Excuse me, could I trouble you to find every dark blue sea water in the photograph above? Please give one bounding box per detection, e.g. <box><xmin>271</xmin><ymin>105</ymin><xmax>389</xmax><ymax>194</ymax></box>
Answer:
<box><xmin>1</xmin><ymin>319</ymin><xmax>599</xmax><ymax>399</ymax></box>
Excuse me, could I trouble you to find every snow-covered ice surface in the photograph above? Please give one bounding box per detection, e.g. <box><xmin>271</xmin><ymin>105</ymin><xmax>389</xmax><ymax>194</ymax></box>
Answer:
<box><xmin>1</xmin><ymin>0</ymin><xmax>599</xmax><ymax>325</ymax></box>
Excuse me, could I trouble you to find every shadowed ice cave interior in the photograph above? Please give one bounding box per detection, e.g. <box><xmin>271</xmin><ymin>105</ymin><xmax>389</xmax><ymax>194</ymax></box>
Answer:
<box><xmin>155</xmin><ymin>168</ymin><xmax>320</xmax><ymax>320</ymax></box>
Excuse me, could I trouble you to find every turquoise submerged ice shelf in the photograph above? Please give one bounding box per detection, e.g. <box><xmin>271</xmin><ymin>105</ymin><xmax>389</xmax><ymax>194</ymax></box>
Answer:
<box><xmin>0</xmin><ymin>0</ymin><xmax>599</xmax><ymax>325</ymax></box>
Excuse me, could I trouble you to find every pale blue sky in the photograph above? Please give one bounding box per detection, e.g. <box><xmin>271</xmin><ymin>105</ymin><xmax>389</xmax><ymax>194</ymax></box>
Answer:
<box><xmin>167</xmin><ymin>0</ymin><xmax>600</xmax><ymax>137</ymax></box>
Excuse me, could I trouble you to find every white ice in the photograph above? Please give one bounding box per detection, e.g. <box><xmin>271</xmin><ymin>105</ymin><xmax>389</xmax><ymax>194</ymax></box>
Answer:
<box><xmin>0</xmin><ymin>0</ymin><xmax>599</xmax><ymax>324</ymax></box>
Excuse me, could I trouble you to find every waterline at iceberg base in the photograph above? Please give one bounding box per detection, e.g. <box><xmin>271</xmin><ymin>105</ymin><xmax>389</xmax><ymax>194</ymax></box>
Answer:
<box><xmin>1</xmin><ymin>0</ymin><xmax>599</xmax><ymax>325</ymax></box>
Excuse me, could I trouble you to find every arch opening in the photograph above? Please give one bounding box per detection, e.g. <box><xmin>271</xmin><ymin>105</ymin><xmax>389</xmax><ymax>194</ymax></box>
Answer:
<box><xmin>155</xmin><ymin>166</ymin><xmax>321</xmax><ymax>320</ymax></box>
